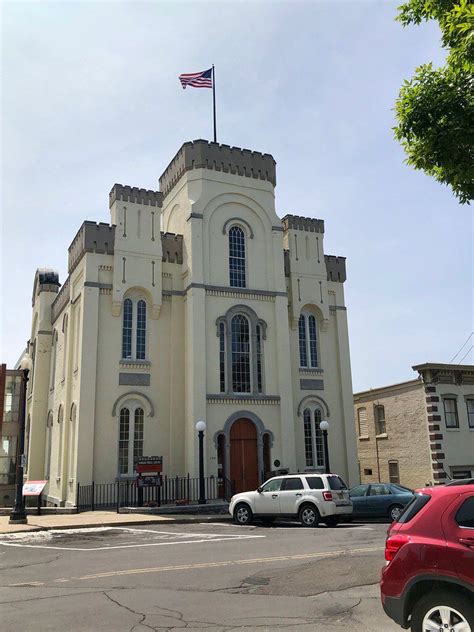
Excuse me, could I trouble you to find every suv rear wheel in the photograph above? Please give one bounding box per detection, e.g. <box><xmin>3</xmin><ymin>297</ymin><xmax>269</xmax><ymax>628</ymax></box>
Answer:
<box><xmin>234</xmin><ymin>503</ymin><xmax>253</xmax><ymax>526</ymax></box>
<box><xmin>299</xmin><ymin>503</ymin><xmax>320</xmax><ymax>527</ymax></box>
<box><xmin>411</xmin><ymin>590</ymin><xmax>474</xmax><ymax>632</ymax></box>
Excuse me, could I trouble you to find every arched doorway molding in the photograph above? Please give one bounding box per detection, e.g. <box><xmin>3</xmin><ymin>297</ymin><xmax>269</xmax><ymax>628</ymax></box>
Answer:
<box><xmin>214</xmin><ymin>411</ymin><xmax>274</xmax><ymax>486</ymax></box>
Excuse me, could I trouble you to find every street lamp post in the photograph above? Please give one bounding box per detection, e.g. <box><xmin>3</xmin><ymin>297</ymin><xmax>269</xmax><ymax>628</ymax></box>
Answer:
<box><xmin>10</xmin><ymin>354</ymin><xmax>32</xmax><ymax>524</ymax></box>
<box><xmin>319</xmin><ymin>420</ymin><xmax>330</xmax><ymax>475</ymax></box>
<box><xmin>195</xmin><ymin>420</ymin><xmax>207</xmax><ymax>505</ymax></box>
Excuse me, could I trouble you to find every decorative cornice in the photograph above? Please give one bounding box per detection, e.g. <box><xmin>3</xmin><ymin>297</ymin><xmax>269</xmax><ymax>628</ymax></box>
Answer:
<box><xmin>207</xmin><ymin>394</ymin><xmax>280</xmax><ymax>405</ymax></box>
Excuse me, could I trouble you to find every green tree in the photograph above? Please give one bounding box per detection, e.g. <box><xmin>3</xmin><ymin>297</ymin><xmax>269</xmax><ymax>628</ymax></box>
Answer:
<box><xmin>394</xmin><ymin>0</ymin><xmax>474</xmax><ymax>204</ymax></box>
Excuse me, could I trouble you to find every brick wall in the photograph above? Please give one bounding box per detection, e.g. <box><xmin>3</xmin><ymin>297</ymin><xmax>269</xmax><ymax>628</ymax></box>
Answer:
<box><xmin>354</xmin><ymin>380</ymin><xmax>433</xmax><ymax>489</ymax></box>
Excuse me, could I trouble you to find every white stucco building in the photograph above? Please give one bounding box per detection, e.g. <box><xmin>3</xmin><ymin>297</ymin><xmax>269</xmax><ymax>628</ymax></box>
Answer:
<box><xmin>24</xmin><ymin>140</ymin><xmax>358</xmax><ymax>506</ymax></box>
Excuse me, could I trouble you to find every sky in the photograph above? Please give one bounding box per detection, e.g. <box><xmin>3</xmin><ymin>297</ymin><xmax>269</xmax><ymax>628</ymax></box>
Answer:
<box><xmin>1</xmin><ymin>0</ymin><xmax>472</xmax><ymax>392</ymax></box>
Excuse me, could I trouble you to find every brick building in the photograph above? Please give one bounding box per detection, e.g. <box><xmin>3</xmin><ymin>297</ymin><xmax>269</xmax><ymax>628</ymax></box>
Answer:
<box><xmin>0</xmin><ymin>365</ymin><xmax>23</xmax><ymax>506</ymax></box>
<box><xmin>354</xmin><ymin>363</ymin><xmax>474</xmax><ymax>488</ymax></box>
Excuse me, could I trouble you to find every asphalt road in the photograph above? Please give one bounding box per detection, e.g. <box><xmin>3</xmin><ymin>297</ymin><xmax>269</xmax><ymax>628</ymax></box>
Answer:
<box><xmin>0</xmin><ymin>520</ymin><xmax>400</xmax><ymax>631</ymax></box>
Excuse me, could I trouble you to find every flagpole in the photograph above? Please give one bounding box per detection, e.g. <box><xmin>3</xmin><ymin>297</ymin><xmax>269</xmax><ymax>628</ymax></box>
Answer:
<box><xmin>212</xmin><ymin>64</ymin><xmax>217</xmax><ymax>143</ymax></box>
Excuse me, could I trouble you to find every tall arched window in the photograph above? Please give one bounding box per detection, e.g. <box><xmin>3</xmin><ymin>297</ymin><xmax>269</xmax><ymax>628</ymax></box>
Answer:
<box><xmin>219</xmin><ymin>322</ymin><xmax>226</xmax><ymax>393</ymax></box>
<box><xmin>231</xmin><ymin>314</ymin><xmax>251</xmax><ymax>392</ymax></box>
<box><xmin>62</xmin><ymin>314</ymin><xmax>68</xmax><ymax>381</ymax></box>
<box><xmin>69</xmin><ymin>403</ymin><xmax>77</xmax><ymax>480</ymax></box>
<box><xmin>50</xmin><ymin>331</ymin><xmax>58</xmax><ymax>389</ymax></box>
<box><xmin>121</xmin><ymin>296</ymin><xmax>147</xmax><ymax>360</ymax></box>
<box><xmin>298</xmin><ymin>313</ymin><xmax>319</xmax><ymax>368</ymax></box>
<box><xmin>256</xmin><ymin>325</ymin><xmax>263</xmax><ymax>394</ymax></box>
<box><xmin>229</xmin><ymin>226</ymin><xmax>246</xmax><ymax>288</ymax></box>
<box><xmin>303</xmin><ymin>407</ymin><xmax>324</xmax><ymax>468</ymax></box>
<box><xmin>118</xmin><ymin>404</ymin><xmax>145</xmax><ymax>476</ymax></box>
<box><xmin>57</xmin><ymin>406</ymin><xmax>64</xmax><ymax>478</ymax></box>
<box><xmin>45</xmin><ymin>412</ymin><xmax>53</xmax><ymax>480</ymax></box>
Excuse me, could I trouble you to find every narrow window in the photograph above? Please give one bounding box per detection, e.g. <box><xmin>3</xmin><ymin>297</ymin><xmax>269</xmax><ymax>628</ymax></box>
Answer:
<box><xmin>466</xmin><ymin>399</ymin><xmax>474</xmax><ymax>429</ymax></box>
<box><xmin>388</xmin><ymin>461</ymin><xmax>400</xmax><ymax>484</ymax></box>
<box><xmin>308</xmin><ymin>315</ymin><xmax>318</xmax><ymax>367</ymax></box>
<box><xmin>358</xmin><ymin>407</ymin><xmax>368</xmax><ymax>436</ymax></box>
<box><xmin>231</xmin><ymin>314</ymin><xmax>251</xmax><ymax>393</ymax></box>
<box><xmin>50</xmin><ymin>332</ymin><xmax>58</xmax><ymax>389</ymax></box>
<box><xmin>374</xmin><ymin>405</ymin><xmax>386</xmax><ymax>435</ymax></box>
<box><xmin>314</xmin><ymin>408</ymin><xmax>324</xmax><ymax>467</ymax></box>
<box><xmin>57</xmin><ymin>406</ymin><xmax>64</xmax><ymax>478</ymax></box>
<box><xmin>62</xmin><ymin>315</ymin><xmax>68</xmax><ymax>381</ymax></box>
<box><xmin>443</xmin><ymin>398</ymin><xmax>459</xmax><ymax>428</ymax></box>
<box><xmin>133</xmin><ymin>408</ymin><xmax>144</xmax><ymax>468</ymax></box>
<box><xmin>304</xmin><ymin>409</ymin><xmax>313</xmax><ymax>467</ymax></box>
<box><xmin>298</xmin><ymin>315</ymin><xmax>308</xmax><ymax>367</ymax></box>
<box><xmin>122</xmin><ymin>299</ymin><xmax>133</xmax><ymax>359</ymax></box>
<box><xmin>256</xmin><ymin>324</ymin><xmax>263</xmax><ymax>393</ymax></box>
<box><xmin>119</xmin><ymin>408</ymin><xmax>130</xmax><ymax>475</ymax></box>
<box><xmin>229</xmin><ymin>226</ymin><xmax>246</xmax><ymax>288</ymax></box>
<box><xmin>136</xmin><ymin>300</ymin><xmax>147</xmax><ymax>360</ymax></box>
<box><xmin>219</xmin><ymin>322</ymin><xmax>226</xmax><ymax>393</ymax></box>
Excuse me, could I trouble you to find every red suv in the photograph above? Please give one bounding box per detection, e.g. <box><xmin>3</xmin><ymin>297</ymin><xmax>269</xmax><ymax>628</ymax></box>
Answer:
<box><xmin>380</xmin><ymin>483</ymin><xmax>474</xmax><ymax>631</ymax></box>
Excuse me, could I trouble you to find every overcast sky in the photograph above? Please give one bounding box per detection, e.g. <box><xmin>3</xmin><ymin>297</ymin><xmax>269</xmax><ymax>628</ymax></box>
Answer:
<box><xmin>1</xmin><ymin>0</ymin><xmax>472</xmax><ymax>391</ymax></box>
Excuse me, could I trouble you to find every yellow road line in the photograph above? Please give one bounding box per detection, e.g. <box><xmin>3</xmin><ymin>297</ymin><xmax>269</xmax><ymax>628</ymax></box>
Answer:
<box><xmin>75</xmin><ymin>546</ymin><xmax>384</xmax><ymax>581</ymax></box>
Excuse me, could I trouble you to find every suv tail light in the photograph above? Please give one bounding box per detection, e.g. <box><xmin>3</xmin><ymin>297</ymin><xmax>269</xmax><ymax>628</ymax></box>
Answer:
<box><xmin>385</xmin><ymin>535</ymin><xmax>410</xmax><ymax>562</ymax></box>
<box><xmin>322</xmin><ymin>491</ymin><xmax>333</xmax><ymax>501</ymax></box>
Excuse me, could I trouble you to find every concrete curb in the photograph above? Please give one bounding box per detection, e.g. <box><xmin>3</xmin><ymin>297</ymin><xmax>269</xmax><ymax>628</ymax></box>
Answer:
<box><xmin>0</xmin><ymin>514</ymin><xmax>233</xmax><ymax>535</ymax></box>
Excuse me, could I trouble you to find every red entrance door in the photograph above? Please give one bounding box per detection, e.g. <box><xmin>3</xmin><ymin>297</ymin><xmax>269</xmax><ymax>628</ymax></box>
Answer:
<box><xmin>230</xmin><ymin>419</ymin><xmax>259</xmax><ymax>493</ymax></box>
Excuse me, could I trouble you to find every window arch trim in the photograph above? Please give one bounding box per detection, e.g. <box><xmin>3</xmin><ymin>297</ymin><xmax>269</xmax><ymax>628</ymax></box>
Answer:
<box><xmin>112</xmin><ymin>391</ymin><xmax>154</xmax><ymax>418</ymax></box>
<box><xmin>222</xmin><ymin>218</ymin><xmax>254</xmax><ymax>239</ymax></box>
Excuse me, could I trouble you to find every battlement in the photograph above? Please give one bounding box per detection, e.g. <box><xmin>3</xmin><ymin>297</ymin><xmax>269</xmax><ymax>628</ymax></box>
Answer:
<box><xmin>51</xmin><ymin>277</ymin><xmax>70</xmax><ymax>323</ymax></box>
<box><xmin>31</xmin><ymin>269</ymin><xmax>60</xmax><ymax>306</ymax></box>
<box><xmin>68</xmin><ymin>222</ymin><xmax>116</xmax><ymax>273</ymax></box>
<box><xmin>159</xmin><ymin>139</ymin><xmax>276</xmax><ymax>198</ymax></box>
<box><xmin>281</xmin><ymin>214</ymin><xmax>325</xmax><ymax>234</ymax></box>
<box><xmin>325</xmin><ymin>255</ymin><xmax>347</xmax><ymax>283</ymax></box>
<box><xmin>161</xmin><ymin>232</ymin><xmax>183</xmax><ymax>264</ymax></box>
<box><xmin>109</xmin><ymin>184</ymin><xmax>163</xmax><ymax>208</ymax></box>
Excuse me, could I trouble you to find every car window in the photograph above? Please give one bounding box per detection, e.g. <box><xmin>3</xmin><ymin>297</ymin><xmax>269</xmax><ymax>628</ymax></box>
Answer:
<box><xmin>350</xmin><ymin>485</ymin><xmax>368</xmax><ymax>497</ymax></box>
<box><xmin>392</xmin><ymin>484</ymin><xmax>413</xmax><ymax>493</ymax></box>
<box><xmin>369</xmin><ymin>484</ymin><xmax>391</xmax><ymax>496</ymax></box>
<box><xmin>328</xmin><ymin>476</ymin><xmax>348</xmax><ymax>490</ymax></box>
<box><xmin>305</xmin><ymin>476</ymin><xmax>324</xmax><ymax>490</ymax></box>
<box><xmin>261</xmin><ymin>479</ymin><xmax>282</xmax><ymax>493</ymax></box>
<box><xmin>396</xmin><ymin>493</ymin><xmax>431</xmax><ymax>523</ymax></box>
<box><xmin>282</xmin><ymin>477</ymin><xmax>303</xmax><ymax>491</ymax></box>
<box><xmin>455</xmin><ymin>496</ymin><xmax>474</xmax><ymax>528</ymax></box>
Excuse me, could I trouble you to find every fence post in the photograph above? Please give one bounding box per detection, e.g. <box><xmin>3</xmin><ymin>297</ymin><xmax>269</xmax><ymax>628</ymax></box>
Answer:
<box><xmin>76</xmin><ymin>482</ymin><xmax>80</xmax><ymax>513</ymax></box>
<box><xmin>187</xmin><ymin>473</ymin><xmax>190</xmax><ymax>502</ymax></box>
<box><xmin>91</xmin><ymin>481</ymin><xmax>95</xmax><ymax>512</ymax></box>
<box><xmin>116</xmin><ymin>480</ymin><xmax>120</xmax><ymax>514</ymax></box>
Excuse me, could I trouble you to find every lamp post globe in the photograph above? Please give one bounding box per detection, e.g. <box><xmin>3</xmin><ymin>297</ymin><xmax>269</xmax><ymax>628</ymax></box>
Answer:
<box><xmin>9</xmin><ymin>351</ymin><xmax>32</xmax><ymax>524</ymax></box>
<box><xmin>319</xmin><ymin>420</ymin><xmax>331</xmax><ymax>474</ymax></box>
<box><xmin>195</xmin><ymin>420</ymin><xmax>207</xmax><ymax>504</ymax></box>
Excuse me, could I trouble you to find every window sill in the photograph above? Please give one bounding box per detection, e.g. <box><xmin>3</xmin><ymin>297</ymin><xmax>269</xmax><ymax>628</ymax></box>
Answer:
<box><xmin>299</xmin><ymin>368</ymin><xmax>323</xmax><ymax>375</ymax></box>
<box><xmin>358</xmin><ymin>435</ymin><xmax>370</xmax><ymax>441</ymax></box>
<box><xmin>445</xmin><ymin>427</ymin><xmax>461</xmax><ymax>432</ymax></box>
<box><xmin>120</xmin><ymin>359</ymin><xmax>151</xmax><ymax>368</ymax></box>
<box><xmin>375</xmin><ymin>433</ymin><xmax>388</xmax><ymax>440</ymax></box>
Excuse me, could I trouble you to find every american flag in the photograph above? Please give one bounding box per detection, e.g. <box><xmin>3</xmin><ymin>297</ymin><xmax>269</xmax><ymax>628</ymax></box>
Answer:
<box><xmin>179</xmin><ymin>68</ymin><xmax>213</xmax><ymax>89</ymax></box>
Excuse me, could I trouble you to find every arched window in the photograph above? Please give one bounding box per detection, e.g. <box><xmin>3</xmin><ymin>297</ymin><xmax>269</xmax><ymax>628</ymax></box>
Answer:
<box><xmin>303</xmin><ymin>407</ymin><xmax>324</xmax><ymax>468</ymax></box>
<box><xmin>219</xmin><ymin>322</ymin><xmax>226</xmax><ymax>393</ymax></box>
<box><xmin>50</xmin><ymin>331</ymin><xmax>58</xmax><ymax>389</ymax></box>
<box><xmin>45</xmin><ymin>412</ymin><xmax>53</xmax><ymax>480</ymax></box>
<box><xmin>298</xmin><ymin>313</ymin><xmax>319</xmax><ymax>368</ymax></box>
<box><xmin>121</xmin><ymin>296</ymin><xmax>147</xmax><ymax>360</ymax></box>
<box><xmin>118</xmin><ymin>404</ymin><xmax>145</xmax><ymax>476</ymax></box>
<box><xmin>57</xmin><ymin>406</ymin><xmax>64</xmax><ymax>478</ymax></box>
<box><xmin>231</xmin><ymin>314</ymin><xmax>251</xmax><ymax>393</ymax></box>
<box><xmin>256</xmin><ymin>325</ymin><xmax>263</xmax><ymax>394</ymax></box>
<box><xmin>62</xmin><ymin>314</ymin><xmax>68</xmax><ymax>381</ymax></box>
<box><xmin>229</xmin><ymin>226</ymin><xmax>246</xmax><ymax>288</ymax></box>
<box><xmin>69</xmin><ymin>403</ymin><xmax>77</xmax><ymax>480</ymax></box>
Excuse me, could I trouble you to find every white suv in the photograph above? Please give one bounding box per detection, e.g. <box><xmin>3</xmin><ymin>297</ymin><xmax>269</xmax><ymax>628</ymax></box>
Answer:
<box><xmin>229</xmin><ymin>473</ymin><xmax>353</xmax><ymax>527</ymax></box>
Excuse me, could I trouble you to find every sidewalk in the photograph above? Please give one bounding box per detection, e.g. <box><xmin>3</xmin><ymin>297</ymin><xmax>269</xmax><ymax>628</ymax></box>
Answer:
<box><xmin>0</xmin><ymin>510</ymin><xmax>231</xmax><ymax>534</ymax></box>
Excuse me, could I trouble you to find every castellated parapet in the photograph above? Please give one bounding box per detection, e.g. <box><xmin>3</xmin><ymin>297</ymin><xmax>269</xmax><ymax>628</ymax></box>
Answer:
<box><xmin>68</xmin><ymin>222</ymin><xmax>116</xmax><ymax>273</ymax></box>
<box><xmin>161</xmin><ymin>232</ymin><xmax>183</xmax><ymax>264</ymax></box>
<box><xmin>281</xmin><ymin>214</ymin><xmax>325</xmax><ymax>234</ymax></box>
<box><xmin>109</xmin><ymin>184</ymin><xmax>163</xmax><ymax>208</ymax></box>
<box><xmin>159</xmin><ymin>139</ymin><xmax>277</xmax><ymax>198</ymax></box>
<box><xmin>325</xmin><ymin>255</ymin><xmax>347</xmax><ymax>283</ymax></box>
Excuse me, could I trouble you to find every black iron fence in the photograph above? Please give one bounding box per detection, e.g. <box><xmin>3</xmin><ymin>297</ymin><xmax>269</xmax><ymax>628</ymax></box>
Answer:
<box><xmin>76</xmin><ymin>475</ymin><xmax>234</xmax><ymax>513</ymax></box>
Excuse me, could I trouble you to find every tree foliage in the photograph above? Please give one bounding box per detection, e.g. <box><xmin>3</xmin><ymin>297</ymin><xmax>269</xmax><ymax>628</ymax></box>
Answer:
<box><xmin>394</xmin><ymin>0</ymin><xmax>474</xmax><ymax>204</ymax></box>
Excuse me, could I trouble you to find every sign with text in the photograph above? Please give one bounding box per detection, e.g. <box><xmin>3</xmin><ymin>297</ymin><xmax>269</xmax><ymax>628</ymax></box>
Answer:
<box><xmin>136</xmin><ymin>475</ymin><xmax>162</xmax><ymax>488</ymax></box>
<box><xmin>23</xmin><ymin>481</ymin><xmax>47</xmax><ymax>496</ymax></box>
<box><xmin>136</xmin><ymin>456</ymin><xmax>163</xmax><ymax>473</ymax></box>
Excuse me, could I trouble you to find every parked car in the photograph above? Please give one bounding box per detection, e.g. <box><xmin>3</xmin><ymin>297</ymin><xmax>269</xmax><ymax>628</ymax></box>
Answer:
<box><xmin>229</xmin><ymin>473</ymin><xmax>352</xmax><ymax>527</ymax></box>
<box><xmin>381</xmin><ymin>484</ymin><xmax>474</xmax><ymax>631</ymax></box>
<box><xmin>348</xmin><ymin>483</ymin><xmax>414</xmax><ymax>522</ymax></box>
